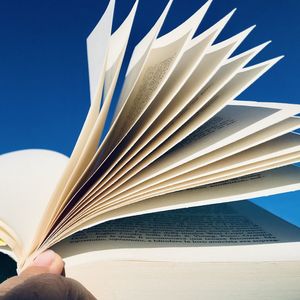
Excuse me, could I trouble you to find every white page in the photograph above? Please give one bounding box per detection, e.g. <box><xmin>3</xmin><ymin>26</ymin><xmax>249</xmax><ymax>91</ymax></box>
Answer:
<box><xmin>96</xmin><ymin>133</ymin><xmax>300</xmax><ymax>203</ymax></box>
<box><xmin>94</xmin><ymin>11</ymin><xmax>238</xmax><ymax>185</ymax></box>
<box><xmin>31</xmin><ymin>0</ymin><xmax>117</xmax><ymax>254</ymax></box>
<box><xmin>43</xmin><ymin>61</ymin><xmax>284</xmax><ymax>248</ymax></box>
<box><xmin>125</xmin><ymin>117</ymin><xmax>300</xmax><ymax>196</ymax></box>
<box><xmin>65</xmin><ymin>260</ymin><xmax>300</xmax><ymax>300</ymax></box>
<box><xmin>47</xmin><ymin>165</ymin><xmax>300</xmax><ymax>249</ymax></box>
<box><xmin>96</xmin><ymin>1</ymin><xmax>212</xmax><ymax>166</ymax></box>
<box><xmin>91</xmin><ymin>26</ymin><xmax>256</xmax><ymax>184</ymax></box>
<box><xmin>0</xmin><ymin>150</ymin><xmax>68</xmax><ymax>260</ymax></box>
<box><xmin>52</xmin><ymin>1</ymin><xmax>139</xmax><ymax>217</ymax></box>
<box><xmin>90</xmin><ymin>152</ymin><xmax>300</xmax><ymax>214</ymax></box>
<box><xmin>119</xmin><ymin>148</ymin><xmax>300</xmax><ymax>205</ymax></box>
<box><xmin>76</xmin><ymin>149</ymin><xmax>300</xmax><ymax>219</ymax></box>
<box><xmin>97</xmin><ymin>0</ymin><xmax>173</xmax><ymax>158</ymax></box>
<box><xmin>117</xmin><ymin>103</ymin><xmax>300</xmax><ymax>191</ymax></box>
<box><xmin>50</xmin><ymin>2</ymin><xmax>216</xmax><ymax>230</ymax></box>
<box><xmin>103</xmin><ymin>1</ymin><xmax>138</xmax><ymax>99</ymax></box>
<box><xmin>79</xmin><ymin>35</ymin><xmax>265</xmax><ymax>205</ymax></box>
<box><xmin>25</xmin><ymin>2</ymin><xmax>212</xmax><ymax>258</ymax></box>
<box><xmin>36</xmin><ymin>26</ymin><xmax>264</xmax><ymax>247</ymax></box>
<box><xmin>40</xmin><ymin>116</ymin><xmax>300</xmax><ymax>243</ymax></box>
<box><xmin>53</xmin><ymin>201</ymin><xmax>300</xmax><ymax>263</ymax></box>
<box><xmin>91</xmin><ymin>166</ymin><xmax>300</xmax><ymax>227</ymax></box>
<box><xmin>93</xmin><ymin>31</ymin><xmax>265</xmax><ymax>195</ymax></box>
<box><xmin>87</xmin><ymin>0</ymin><xmax>115</xmax><ymax>103</ymax></box>
<box><xmin>103</xmin><ymin>104</ymin><xmax>286</xmax><ymax>196</ymax></box>
<box><xmin>114</xmin><ymin>0</ymin><xmax>173</xmax><ymax>114</ymax></box>
<box><xmin>84</xmin><ymin>57</ymin><xmax>283</xmax><ymax>204</ymax></box>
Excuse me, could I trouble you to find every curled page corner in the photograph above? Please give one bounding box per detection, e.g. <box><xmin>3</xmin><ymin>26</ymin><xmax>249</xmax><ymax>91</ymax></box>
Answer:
<box><xmin>154</xmin><ymin>0</ymin><xmax>213</xmax><ymax>49</ymax></box>
<box><xmin>87</xmin><ymin>0</ymin><xmax>115</xmax><ymax>105</ymax></box>
<box><xmin>189</xmin><ymin>8</ymin><xmax>237</xmax><ymax>49</ymax></box>
<box><xmin>125</xmin><ymin>0</ymin><xmax>173</xmax><ymax>76</ymax></box>
<box><xmin>106</xmin><ymin>0</ymin><xmax>139</xmax><ymax>72</ymax></box>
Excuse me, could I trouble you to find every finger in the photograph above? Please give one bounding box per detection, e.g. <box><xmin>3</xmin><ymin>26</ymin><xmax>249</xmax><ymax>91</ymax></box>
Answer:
<box><xmin>3</xmin><ymin>273</ymin><xmax>97</xmax><ymax>300</ymax></box>
<box><xmin>22</xmin><ymin>249</ymin><xmax>65</xmax><ymax>276</ymax></box>
<box><xmin>0</xmin><ymin>250</ymin><xmax>65</xmax><ymax>295</ymax></box>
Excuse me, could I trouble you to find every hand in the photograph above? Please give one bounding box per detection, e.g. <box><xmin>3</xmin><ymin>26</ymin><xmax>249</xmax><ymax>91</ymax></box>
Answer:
<box><xmin>0</xmin><ymin>250</ymin><xmax>96</xmax><ymax>299</ymax></box>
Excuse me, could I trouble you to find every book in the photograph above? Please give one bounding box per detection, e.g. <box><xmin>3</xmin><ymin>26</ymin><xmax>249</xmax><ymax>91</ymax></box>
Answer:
<box><xmin>1</xmin><ymin>0</ymin><xmax>300</xmax><ymax>298</ymax></box>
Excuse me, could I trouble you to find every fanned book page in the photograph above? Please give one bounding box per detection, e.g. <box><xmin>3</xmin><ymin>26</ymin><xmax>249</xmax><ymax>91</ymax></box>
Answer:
<box><xmin>0</xmin><ymin>0</ymin><xmax>299</xmax><ymax>278</ymax></box>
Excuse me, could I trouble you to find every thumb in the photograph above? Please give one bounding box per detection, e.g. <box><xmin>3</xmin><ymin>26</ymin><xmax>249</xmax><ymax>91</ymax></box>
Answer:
<box><xmin>0</xmin><ymin>250</ymin><xmax>64</xmax><ymax>295</ymax></box>
<box><xmin>22</xmin><ymin>250</ymin><xmax>65</xmax><ymax>276</ymax></box>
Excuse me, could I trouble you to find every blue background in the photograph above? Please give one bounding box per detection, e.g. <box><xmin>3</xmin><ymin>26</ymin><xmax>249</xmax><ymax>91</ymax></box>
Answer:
<box><xmin>0</xmin><ymin>0</ymin><xmax>299</xmax><ymax>226</ymax></box>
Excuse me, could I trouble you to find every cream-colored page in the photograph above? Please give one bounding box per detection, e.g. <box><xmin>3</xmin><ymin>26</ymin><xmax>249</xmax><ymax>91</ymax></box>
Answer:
<box><xmin>89</xmin><ymin>19</ymin><xmax>256</xmax><ymax>194</ymax></box>
<box><xmin>92</xmin><ymin>165</ymin><xmax>300</xmax><ymax>224</ymax></box>
<box><xmin>57</xmin><ymin>202</ymin><xmax>300</xmax><ymax>300</ymax></box>
<box><xmin>47</xmin><ymin>165</ymin><xmax>300</xmax><ymax>247</ymax></box>
<box><xmin>36</xmin><ymin>29</ymin><xmax>264</xmax><ymax>245</ymax></box>
<box><xmin>55</xmin><ymin>153</ymin><xmax>300</xmax><ymax>249</ymax></box>
<box><xmin>25</xmin><ymin>1</ymin><xmax>197</xmax><ymax>255</ymax></box>
<box><xmin>56</xmin><ymin>2</ymin><xmax>217</xmax><ymax>219</ymax></box>
<box><xmin>58</xmin><ymin>0</ymin><xmax>172</xmax><ymax>198</ymax></box>
<box><xmin>85</xmin><ymin>146</ymin><xmax>300</xmax><ymax>213</ymax></box>
<box><xmin>106</xmin><ymin>11</ymin><xmax>235</xmax><ymax>161</ymax></box>
<box><xmin>112</xmin><ymin>103</ymin><xmax>300</xmax><ymax>193</ymax></box>
<box><xmin>53</xmin><ymin>201</ymin><xmax>300</xmax><ymax>264</ymax></box>
<box><xmin>44</xmin><ymin>61</ymin><xmax>283</xmax><ymax>245</ymax></box>
<box><xmin>35</xmin><ymin>116</ymin><xmax>300</xmax><ymax>243</ymax></box>
<box><xmin>43</xmin><ymin>1</ymin><xmax>172</xmax><ymax>231</ymax></box>
<box><xmin>150</xmin><ymin>152</ymin><xmax>300</xmax><ymax>199</ymax></box>
<box><xmin>76</xmin><ymin>2</ymin><xmax>213</xmax><ymax>189</ymax></box>
<box><xmin>91</xmin><ymin>10</ymin><xmax>236</xmax><ymax>173</ymax></box>
<box><xmin>67</xmin><ymin>261</ymin><xmax>300</xmax><ymax>300</ymax></box>
<box><xmin>51</xmin><ymin>146</ymin><xmax>300</xmax><ymax>245</ymax></box>
<box><xmin>82</xmin><ymin>35</ymin><xmax>265</xmax><ymax>202</ymax></box>
<box><xmin>92</xmin><ymin>0</ymin><xmax>175</xmax><ymax>165</ymax></box>
<box><xmin>174</xmin><ymin>133</ymin><xmax>300</xmax><ymax>184</ymax></box>
<box><xmin>30</xmin><ymin>0</ymin><xmax>116</xmax><ymax>255</ymax></box>
<box><xmin>114</xmin><ymin>140</ymin><xmax>300</xmax><ymax>204</ymax></box>
<box><xmin>59</xmin><ymin>125</ymin><xmax>299</xmax><ymax>227</ymax></box>
<box><xmin>24</xmin><ymin>2</ymin><xmax>174</xmax><ymax>258</ymax></box>
<box><xmin>0</xmin><ymin>150</ymin><xmax>68</xmax><ymax>261</ymax></box>
<box><xmin>92</xmin><ymin>0</ymin><xmax>212</xmax><ymax>171</ymax></box>
<box><xmin>44</xmin><ymin>60</ymin><xmax>286</xmax><ymax>246</ymax></box>
<box><xmin>50</xmin><ymin>2</ymin><xmax>139</xmax><ymax>221</ymax></box>
<box><xmin>48</xmin><ymin>150</ymin><xmax>300</xmax><ymax>241</ymax></box>
<box><xmin>88</xmin><ymin>17</ymin><xmax>230</xmax><ymax>182</ymax></box>
<box><xmin>84</xmin><ymin>57</ymin><xmax>283</xmax><ymax>204</ymax></box>
<box><xmin>94</xmin><ymin>133</ymin><xmax>300</xmax><ymax>204</ymax></box>
<box><xmin>116</xmin><ymin>116</ymin><xmax>300</xmax><ymax>198</ymax></box>
<box><xmin>97</xmin><ymin>103</ymin><xmax>284</xmax><ymax>196</ymax></box>
<box><xmin>113</xmin><ymin>0</ymin><xmax>173</xmax><ymax>117</ymax></box>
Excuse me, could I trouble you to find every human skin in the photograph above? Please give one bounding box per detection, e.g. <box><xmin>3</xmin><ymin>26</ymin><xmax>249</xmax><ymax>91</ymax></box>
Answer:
<box><xmin>0</xmin><ymin>250</ymin><xmax>96</xmax><ymax>300</ymax></box>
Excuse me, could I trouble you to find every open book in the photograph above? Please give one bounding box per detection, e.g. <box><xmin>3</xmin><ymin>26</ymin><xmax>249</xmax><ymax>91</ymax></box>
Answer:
<box><xmin>1</xmin><ymin>0</ymin><xmax>300</xmax><ymax>297</ymax></box>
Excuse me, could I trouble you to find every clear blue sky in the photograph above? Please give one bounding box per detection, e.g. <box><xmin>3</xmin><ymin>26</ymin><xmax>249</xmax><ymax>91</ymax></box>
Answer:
<box><xmin>0</xmin><ymin>0</ymin><xmax>299</xmax><ymax>226</ymax></box>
